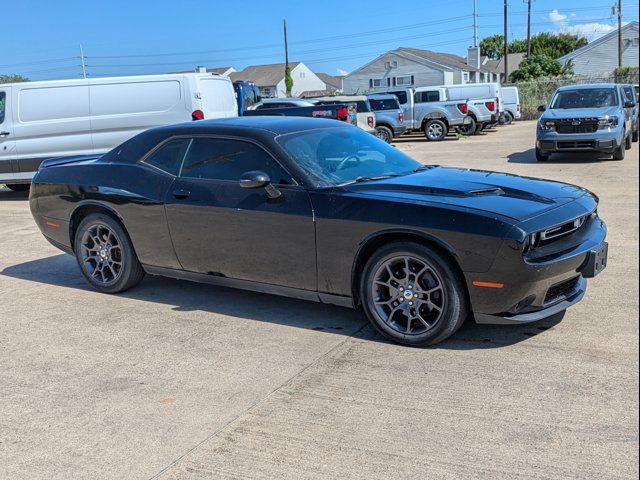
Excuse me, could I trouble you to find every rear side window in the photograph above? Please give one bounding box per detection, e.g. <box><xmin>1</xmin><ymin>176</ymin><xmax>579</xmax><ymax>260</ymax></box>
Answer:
<box><xmin>143</xmin><ymin>138</ymin><xmax>191</xmax><ymax>175</ymax></box>
<box><xmin>180</xmin><ymin>137</ymin><xmax>292</xmax><ymax>184</ymax></box>
<box><xmin>623</xmin><ymin>86</ymin><xmax>635</xmax><ymax>103</ymax></box>
<box><xmin>414</xmin><ymin>91</ymin><xmax>440</xmax><ymax>103</ymax></box>
<box><xmin>0</xmin><ymin>92</ymin><xmax>5</xmax><ymax>124</ymax></box>
<box><xmin>369</xmin><ymin>98</ymin><xmax>400</xmax><ymax>111</ymax></box>
<box><xmin>389</xmin><ymin>91</ymin><xmax>408</xmax><ymax>104</ymax></box>
<box><xmin>317</xmin><ymin>100</ymin><xmax>370</xmax><ymax>112</ymax></box>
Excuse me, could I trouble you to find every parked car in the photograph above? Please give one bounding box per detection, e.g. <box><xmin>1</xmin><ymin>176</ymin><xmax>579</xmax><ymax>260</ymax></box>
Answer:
<box><xmin>443</xmin><ymin>82</ymin><xmax>505</xmax><ymax>123</ymax></box>
<box><xmin>29</xmin><ymin>116</ymin><xmax>608</xmax><ymax>347</ymax></box>
<box><xmin>313</xmin><ymin>96</ymin><xmax>376</xmax><ymax>134</ymax></box>
<box><xmin>254</xmin><ymin>98</ymin><xmax>319</xmax><ymax>110</ymax></box>
<box><xmin>366</xmin><ymin>94</ymin><xmax>406</xmax><ymax>143</ymax></box>
<box><xmin>0</xmin><ymin>73</ymin><xmax>237</xmax><ymax>191</ymax></box>
<box><xmin>621</xmin><ymin>83</ymin><xmax>639</xmax><ymax>142</ymax></box>
<box><xmin>374</xmin><ymin>87</ymin><xmax>471</xmax><ymax>141</ymax></box>
<box><xmin>244</xmin><ymin>103</ymin><xmax>357</xmax><ymax>125</ymax></box>
<box><xmin>501</xmin><ymin>86</ymin><xmax>522</xmax><ymax>124</ymax></box>
<box><xmin>233</xmin><ymin>81</ymin><xmax>262</xmax><ymax>115</ymax></box>
<box><xmin>536</xmin><ymin>83</ymin><xmax>635</xmax><ymax>161</ymax></box>
<box><xmin>443</xmin><ymin>85</ymin><xmax>500</xmax><ymax>134</ymax></box>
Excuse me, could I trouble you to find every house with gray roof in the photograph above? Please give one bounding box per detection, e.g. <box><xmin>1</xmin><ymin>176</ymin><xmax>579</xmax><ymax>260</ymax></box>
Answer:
<box><xmin>558</xmin><ymin>21</ymin><xmax>639</xmax><ymax>76</ymax></box>
<box><xmin>230</xmin><ymin>62</ymin><xmax>326</xmax><ymax>98</ymax></box>
<box><xmin>342</xmin><ymin>47</ymin><xmax>501</xmax><ymax>94</ymax></box>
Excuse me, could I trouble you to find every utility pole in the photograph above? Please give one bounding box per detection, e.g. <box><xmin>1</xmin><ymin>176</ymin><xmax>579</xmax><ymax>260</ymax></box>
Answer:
<box><xmin>503</xmin><ymin>0</ymin><xmax>508</xmax><ymax>82</ymax></box>
<box><xmin>283</xmin><ymin>19</ymin><xmax>289</xmax><ymax>69</ymax></box>
<box><xmin>617</xmin><ymin>0</ymin><xmax>622</xmax><ymax>68</ymax></box>
<box><xmin>526</xmin><ymin>0</ymin><xmax>532</xmax><ymax>57</ymax></box>
<box><xmin>79</xmin><ymin>44</ymin><xmax>87</xmax><ymax>79</ymax></box>
<box><xmin>473</xmin><ymin>0</ymin><xmax>478</xmax><ymax>47</ymax></box>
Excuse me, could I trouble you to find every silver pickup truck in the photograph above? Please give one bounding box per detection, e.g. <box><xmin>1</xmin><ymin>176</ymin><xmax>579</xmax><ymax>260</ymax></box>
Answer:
<box><xmin>373</xmin><ymin>87</ymin><xmax>471</xmax><ymax>141</ymax></box>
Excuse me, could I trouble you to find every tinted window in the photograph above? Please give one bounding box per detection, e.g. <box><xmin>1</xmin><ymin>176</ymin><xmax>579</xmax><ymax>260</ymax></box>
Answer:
<box><xmin>180</xmin><ymin>138</ymin><xmax>292</xmax><ymax>184</ymax></box>
<box><xmin>317</xmin><ymin>100</ymin><xmax>371</xmax><ymax>112</ymax></box>
<box><xmin>369</xmin><ymin>98</ymin><xmax>400</xmax><ymax>111</ymax></box>
<box><xmin>623</xmin><ymin>86</ymin><xmax>635</xmax><ymax>103</ymax></box>
<box><xmin>389</xmin><ymin>91</ymin><xmax>408</xmax><ymax>104</ymax></box>
<box><xmin>414</xmin><ymin>91</ymin><xmax>440</xmax><ymax>103</ymax></box>
<box><xmin>551</xmin><ymin>88</ymin><xmax>618</xmax><ymax>109</ymax></box>
<box><xmin>143</xmin><ymin>138</ymin><xmax>191</xmax><ymax>175</ymax></box>
<box><xmin>256</xmin><ymin>102</ymin><xmax>290</xmax><ymax>110</ymax></box>
<box><xmin>0</xmin><ymin>92</ymin><xmax>5</xmax><ymax>124</ymax></box>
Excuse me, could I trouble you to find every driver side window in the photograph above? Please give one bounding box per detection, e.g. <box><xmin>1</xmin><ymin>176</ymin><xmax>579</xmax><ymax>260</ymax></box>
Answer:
<box><xmin>0</xmin><ymin>92</ymin><xmax>6</xmax><ymax>124</ymax></box>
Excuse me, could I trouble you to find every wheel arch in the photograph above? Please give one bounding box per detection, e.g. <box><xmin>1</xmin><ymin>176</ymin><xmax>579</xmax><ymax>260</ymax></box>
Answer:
<box><xmin>69</xmin><ymin>202</ymin><xmax>127</xmax><ymax>252</ymax></box>
<box><xmin>420</xmin><ymin>115</ymin><xmax>449</xmax><ymax>131</ymax></box>
<box><xmin>350</xmin><ymin>228</ymin><xmax>466</xmax><ymax>307</ymax></box>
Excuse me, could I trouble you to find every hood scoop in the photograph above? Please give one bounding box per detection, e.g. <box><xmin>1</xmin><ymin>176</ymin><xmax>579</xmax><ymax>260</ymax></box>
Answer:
<box><xmin>467</xmin><ymin>187</ymin><xmax>505</xmax><ymax>196</ymax></box>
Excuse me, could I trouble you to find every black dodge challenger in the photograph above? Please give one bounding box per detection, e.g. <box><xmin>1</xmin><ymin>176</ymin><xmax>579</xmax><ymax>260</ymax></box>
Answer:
<box><xmin>29</xmin><ymin>117</ymin><xmax>608</xmax><ymax>346</ymax></box>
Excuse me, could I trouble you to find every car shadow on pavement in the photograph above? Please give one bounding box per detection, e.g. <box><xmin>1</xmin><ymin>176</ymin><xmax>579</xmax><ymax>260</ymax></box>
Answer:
<box><xmin>2</xmin><ymin>254</ymin><xmax>564</xmax><ymax>350</ymax></box>
<box><xmin>508</xmin><ymin>148</ymin><xmax>614</xmax><ymax>164</ymax></box>
<box><xmin>393</xmin><ymin>133</ymin><xmax>460</xmax><ymax>143</ymax></box>
<box><xmin>0</xmin><ymin>189</ymin><xmax>30</xmax><ymax>201</ymax></box>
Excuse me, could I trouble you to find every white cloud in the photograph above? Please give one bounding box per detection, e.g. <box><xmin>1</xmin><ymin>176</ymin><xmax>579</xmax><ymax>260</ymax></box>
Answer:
<box><xmin>336</xmin><ymin>68</ymin><xmax>349</xmax><ymax>76</ymax></box>
<box><xmin>549</xmin><ymin>9</ymin><xmax>568</xmax><ymax>24</ymax></box>
<box><xmin>563</xmin><ymin>22</ymin><xmax>617</xmax><ymax>40</ymax></box>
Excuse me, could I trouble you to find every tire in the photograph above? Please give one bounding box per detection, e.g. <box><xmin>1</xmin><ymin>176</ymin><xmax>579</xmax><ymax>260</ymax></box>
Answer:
<box><xmin>423</xmin><ymin>119</ymin><xmax>447</xmax><ymax>141</ymax></box>
<box><xmin>374</xmin><ymin>125</ymin><xmax>394</xmax><ymax>144</ymax></box>
<box><xmin>612</xmin><ymin>140</ymin><xmax>625</xmax><ymax>160</ymax></box>
<box><xmin>503</xmin><ymin>111</ymin><xmax>514</xmax><ymax>125</ymax></box>
<box><xmin>6</xmin><ymin>184</ymin><xmax>30</xmax><ymax>192</ymax></box>
<box><xmin>535</xmin><ymin>147</ymin><xmax>549</xmax><ymax>162</ymax></box>
<box><xmin>455</xmin><ymin>117</ymin><xmax>477</xmax><ymax>136</ymax></box>
<box><xmin>74</xmin><ymin>213</ymin><xmax>145</xmax><ymax>293</ymax></box>
<box><xmin>360</xmin><ymin>241</ymin><xmax>469</xmax><ymax>347</ymax></box>
<box><xmin>633</xmin><ymin>123</ymin><xmax>638</xmax><ymax>143</ymax></box>
<box><xmin>625</xmin><ymin>131</ymin><xmax>632</xmax><ymax>150</ymax></box>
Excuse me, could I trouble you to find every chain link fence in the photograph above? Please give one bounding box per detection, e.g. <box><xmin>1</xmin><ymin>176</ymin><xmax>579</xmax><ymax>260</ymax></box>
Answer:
<box><xmin>506</xmin><ymin>71</ymin><xmax>640</xmax><ymax>120</ymax></box>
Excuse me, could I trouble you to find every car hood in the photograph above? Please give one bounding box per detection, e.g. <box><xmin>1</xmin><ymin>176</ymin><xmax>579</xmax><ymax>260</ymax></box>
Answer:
<box><xmin>543</xmin><ymin>106</ymin><xmax>619</xmax><ymax>119</ymax></box>
<box><xmin>345</xmin><ymin>166</ymin><xmax>591</xmax><ymax>222</ymax></box>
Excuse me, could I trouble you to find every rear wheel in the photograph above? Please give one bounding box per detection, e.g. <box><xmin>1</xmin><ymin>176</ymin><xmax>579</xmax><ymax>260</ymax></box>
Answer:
<box><xmin>535</xmin><ymin>147</ymin><xmax>549</xmax><ymax>162</ymax></box>
<box><xmin>5</xmin><ymin>184</ymin><xmax>30</xmax><ymax>192</ymax></box>
<box><xmin>360</xmin><ymin>241</ymin><xmax>468</xmax><ymax>347</ymax></box>
<box><xmin>424</xmin><ymin>119</ymin><xmax>447</xmax><ymax>141</ymax></box>
<box><xmin>374</xmin><ymin>125</ymin><xmax>393</xmax><ymax>144</ymax></box>
<box><xmin>74</xmin><ymin>213</ymin><xmax>145</xmax><ymax>293</ymax></box>
<box><xmin>503</xmin><ymin>111</ymin><xmax>514</xmax><ymax>125</ymax></box>
<box><xmin>455</xmin><ymin>117</ymin><xmax>477</xmax><ymax>136</ymax></box>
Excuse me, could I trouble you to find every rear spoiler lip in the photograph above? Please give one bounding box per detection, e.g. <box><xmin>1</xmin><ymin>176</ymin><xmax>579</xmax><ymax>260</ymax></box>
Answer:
<box><xmin>39</xmin><ymin>154</ymin><xmax>102</xmax><ymax>170</ymax></box>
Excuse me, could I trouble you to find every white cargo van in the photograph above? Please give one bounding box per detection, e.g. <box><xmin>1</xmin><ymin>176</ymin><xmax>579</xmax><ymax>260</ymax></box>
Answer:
<box><xmin>443</xmin><ymin>83</ymin><xmax>504</xmax><ymax>120</ymax></box>
<box><xmin>0</xmin><ymin>73</ymin><xmax>237</xmax><ymax>190</ymax></box>
<box><xmin>501</xmin><ymin>86</ymin><xmax>521</xmax><ymax>123</ymax></box>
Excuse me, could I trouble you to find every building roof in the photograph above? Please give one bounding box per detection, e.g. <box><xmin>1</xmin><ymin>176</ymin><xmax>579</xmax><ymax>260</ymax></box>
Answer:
<box><xmin>315</xmin><ymin>73</ymin><xmax>343</xmax><ymax>90</ymax></box>
<box><xmin>174</xmin><ymin>66</ymin><xmax>234</xmax><ymax>74</ymax></box>
<box><xmin>395</xmin><ymin>47</ymin><xmax>485</xmax><ymax>73</ymax></box>
<box><xmin>230</xmin><ymin>62</ymin><xmax>301</xmax><ymax>86</ymax></box>
<box><xmin>482</xmin><ymin>53</ymin><xmax>526</xmax><ymax>78</ymax></box>
<box><xmin>558</xmin><ymin>21</ymin><xmax>639</xmax><ymax>62</ymax></box>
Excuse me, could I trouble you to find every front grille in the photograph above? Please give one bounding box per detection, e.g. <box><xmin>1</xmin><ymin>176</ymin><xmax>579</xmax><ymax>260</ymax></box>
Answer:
<box><xmin>555</xmin><ymin>118</ymin><xmax>599</xmax><ymax>134</ymax></box>
<box><xmin>557</xmin><ymin>140</ymin><xmax>596</xmax><ymax>149</ymax></box>
<box><xmin>544</xmin><ymin>277</ymin><xmax>580</xmax><ymax>305</ymax></box>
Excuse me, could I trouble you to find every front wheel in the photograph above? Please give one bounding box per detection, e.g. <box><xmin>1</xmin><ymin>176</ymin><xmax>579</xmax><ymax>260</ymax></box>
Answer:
<box><xmin>374</xmin><ymin>125</ymin><xmax>393</xmax><ymax>144</ymax></box>
<box><xmin>612</xmin><ymin>140</ymin><xmax>625</xmax><ymax>160</ymax></box>
<box><xmin>625</xmin><ymin>131</ymin><xmax>632</xmax><ymax>150</ymax></box>
<box><xmin>423</xmin><ymin>119</ymin><xmax>447</xmax><ymax>141</ymax></box>
<box><xmin>74</xmin><ymin>213</ymin><xmax>145</xmax><ymax>293</ymax></box>
<box><xmin>360</xmin><ymin>241</ymin><xmax>469</xmax><ymax>347</ymax></box>
<box><xmin>535</xmin><ymin>147</ymin><xmax>549</xmax><ymax>162</ymax></box>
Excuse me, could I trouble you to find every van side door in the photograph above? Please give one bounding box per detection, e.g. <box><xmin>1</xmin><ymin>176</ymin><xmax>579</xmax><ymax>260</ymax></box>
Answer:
<box><xmin>0</xmin><ymin>87</ymin><xmax>17</xmax><ymax>184</ymax></box>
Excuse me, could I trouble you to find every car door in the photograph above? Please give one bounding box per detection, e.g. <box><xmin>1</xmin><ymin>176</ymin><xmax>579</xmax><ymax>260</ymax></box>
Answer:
<box><xmin>0</xmin><ymin>87</ymin><xmax>17</xmax><ymax>183</ymax></box>
<box><xmin>164</xmin><ymin>135</ymin><xmax>317</xmax><ymax>291</ymax></box>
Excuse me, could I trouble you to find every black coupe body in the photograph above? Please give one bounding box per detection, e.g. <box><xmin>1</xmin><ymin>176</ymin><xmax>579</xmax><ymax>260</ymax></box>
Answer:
<box><xmin>29</xmin><ymin>117</ymin><xmax>608</xmax><ymax>346</ymax></box>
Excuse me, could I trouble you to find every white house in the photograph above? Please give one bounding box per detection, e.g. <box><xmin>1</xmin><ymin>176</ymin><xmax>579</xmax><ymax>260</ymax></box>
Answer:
<box><xmin>230</xmin><ymin>62</ymin><xmax>326</xmax><ymax>98</ymax></box>
<box><xmin>558</xmin><ymin>21</ymin><xmax>639</xmax><ymax>75</ymax></box>
<box><xmin>342</xmin><ymin>47</ymin><xmax>502</xmax><ymax>94</ymax></box>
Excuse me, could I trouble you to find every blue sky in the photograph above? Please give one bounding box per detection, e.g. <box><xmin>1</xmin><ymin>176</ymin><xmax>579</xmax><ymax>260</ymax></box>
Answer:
<box><xmin>2</xmin><ymin>0</ymin><xmax>638</xmax><ymax>80</ymax></box>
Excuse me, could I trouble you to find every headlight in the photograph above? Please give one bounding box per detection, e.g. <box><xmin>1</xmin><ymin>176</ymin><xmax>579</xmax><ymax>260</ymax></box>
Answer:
<box><xmin>539</xmin><ymin>120</ymin><xmax>556</xmax><ymax>131</ymax></box>
<box><xmin>523</xmin><ymin>232</ymin><xmax>539</xmax><ymax>253</ymax></box>
<box><xmin>598</xmin><ymin>116</ymin><xmax>619</xmax><ymax>129</ymax></box>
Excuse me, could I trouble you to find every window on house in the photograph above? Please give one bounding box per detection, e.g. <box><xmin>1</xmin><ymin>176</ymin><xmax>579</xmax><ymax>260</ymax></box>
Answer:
<box><xmin>384</xmin><ymin>61</ymin><xmax>398</xmax><ymax>69</ymax></box>
<box><xmin>369</xmin><ymin>78</ymin><xmax>389</xmax><ymax>88</ymax></box>
<box><xmin>633</xmin><ymin>37</ymin><xmax>639</xmax><ymax>46</ymax></box>
<box><xmin>463</xmin><ymin>72</ymin><xmax>470</xmax><ymax>83</ymax></box>
<box><xmin>394</xmin><ymin>75</ymin><xmax>414</xmax><ymax>86</ymax></box>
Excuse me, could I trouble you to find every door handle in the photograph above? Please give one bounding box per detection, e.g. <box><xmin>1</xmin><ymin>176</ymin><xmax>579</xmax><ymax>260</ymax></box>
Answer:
<box><xmin>0</xmin><ymin>131</ymin><xmax>10</xmax><ymax>137</ymax></box>
<box><xmin>172</xmin><ymin>189</ymin><xmax>190</xmax><ymax>200</ymax></box>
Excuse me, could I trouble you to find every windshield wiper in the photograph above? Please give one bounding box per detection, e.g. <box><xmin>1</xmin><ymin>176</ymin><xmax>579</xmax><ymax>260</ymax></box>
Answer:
<box><xmin>337</xmin><ymin>174</ymin><xmax>401</xmax><ymax>186</ymax></box>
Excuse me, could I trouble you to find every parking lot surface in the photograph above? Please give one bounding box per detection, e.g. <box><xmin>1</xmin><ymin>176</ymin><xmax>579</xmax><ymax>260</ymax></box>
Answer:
<box><xmin>1</xmin><ymin>121</ymin><xmax>638</xmax><ymax>480</ymax></box>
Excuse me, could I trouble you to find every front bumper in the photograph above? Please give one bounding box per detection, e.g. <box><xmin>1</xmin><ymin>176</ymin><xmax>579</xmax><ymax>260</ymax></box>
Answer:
<box><xmin>537</xmin><ymin>126</ymin><xmax>624</xmax><ymax>153</ymax></box>
<box><xmin>467</xmin><ymin>202</ymin><xmax>607</xmax><ymax>325</ymax></box>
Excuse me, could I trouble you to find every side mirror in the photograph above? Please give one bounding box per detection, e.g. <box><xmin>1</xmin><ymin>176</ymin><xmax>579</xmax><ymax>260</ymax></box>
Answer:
<box><xmin>624</xmin><ymin>101</ymin><xmax>635</xmax><ymax>108</ymax></box>
<box><xmin>239</xmin><ymin>170</ymin><xmax>282</xmax><ymax>199</ymax></box>
<box><xmin>537</xmin><ymin>104</ymin><xmax>546</xmax><ymax>112</ymax></box>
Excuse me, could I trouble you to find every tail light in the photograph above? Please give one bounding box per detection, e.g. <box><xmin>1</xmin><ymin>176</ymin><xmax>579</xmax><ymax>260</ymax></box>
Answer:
<box><xmin>336</xmin><ymin>107</ymin><xmax>349</xmax><ymax>122</ymax></box>
<box><xmin>457</xmin><ymin>103</ymin><xmax>468</xmax><ymax>114</ymax></box>
<box><xmin>367</xmin><ymin>115</ymin><xmax>375</xmax><ymax>128</ymax></box>
<box><xmin>398</xmin><ymin>112</ymin><xmax>405</xmax><ymax>123</ymax></box>
<box><xmin>485</xmin><ymin>101</ymin><xmax>495</xmax><ymax>112</ymax></box>
<box><xmin>192</xmin><ymin>109</ymin><xmax>204</xmax><ymax>121</ymax></box>
<box><xmin>517</xmin><ymin>104</ymin><xmax>520</xmax><ymax>112</ymax></box>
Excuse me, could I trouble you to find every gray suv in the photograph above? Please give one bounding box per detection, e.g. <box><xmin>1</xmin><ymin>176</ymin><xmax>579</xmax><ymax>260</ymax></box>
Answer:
<box><xmin>536</xmin><ymin>83</ymin><xmax>635</xmax><ymax>161</ymax></box>
<box><xmin>367</xmin><ymin>94</ymin><xmax>406</xmax><ymax>143</ymax></box>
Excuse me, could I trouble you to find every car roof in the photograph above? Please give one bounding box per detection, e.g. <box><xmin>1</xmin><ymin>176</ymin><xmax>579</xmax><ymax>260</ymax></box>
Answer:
<box><xmin>556</xmin><ymin>83</ymin><xmax>619</xmax><ymax>91</ymax></box>
<box><xmin>367</xmin><ymin>93</ymin><xmax>399</xmax><ymax>100</ymax></box>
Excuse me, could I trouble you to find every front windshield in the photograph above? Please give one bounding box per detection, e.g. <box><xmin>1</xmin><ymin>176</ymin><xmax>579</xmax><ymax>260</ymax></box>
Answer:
<box><xmin>277</xmin><ymin>127</ymin><xmax>422</xmax><ymax>187</ymax></box>
<box><xmin>550</xmin><ymin>88</ymin><xmax>618</xmax><ymax>109</ymax></box>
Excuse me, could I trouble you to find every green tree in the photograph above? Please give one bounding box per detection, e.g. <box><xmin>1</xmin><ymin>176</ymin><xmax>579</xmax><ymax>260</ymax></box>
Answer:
<box><xmin>480</xmin><ymin>32</ymin><xmax>588</xmax><ymax>60</ymax></box>
<box><xmin>479</xmin><ymin>35</ymin><xmax>505</xmax><ymax>59</ymax></box>
<box><xmin>284</xmin><ymin>65</ymin><xmax>293</xmax><ymax>97</ymax></box>
<box><xmin>0</xmin><ymin>74</ymin><xmax>29</xmax><ymax>84</ymax></box>
<box><xmin>509</xmin><ymin>54</ymin><xmax>572</xmax><ymax>82</ymax></box>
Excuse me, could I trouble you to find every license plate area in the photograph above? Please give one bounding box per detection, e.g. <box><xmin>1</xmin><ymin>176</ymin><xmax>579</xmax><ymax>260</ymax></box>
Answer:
<box><xmin>582</xmin><ymin>242</ymin><xmax>608</xmax><ymax>278</ymax></box>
